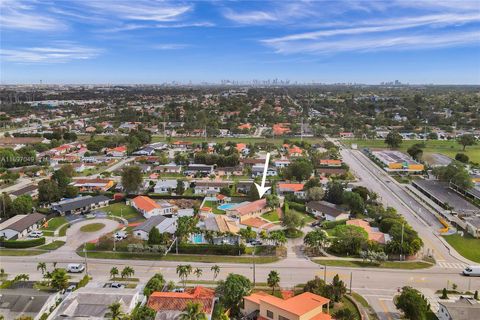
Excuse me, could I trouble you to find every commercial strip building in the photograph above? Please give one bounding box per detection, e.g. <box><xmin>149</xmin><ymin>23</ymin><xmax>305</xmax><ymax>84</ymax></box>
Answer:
<box><xmin>370</xmin><ymin>150</ymin><xmax>424</xmax><ymax>172</ymax></box>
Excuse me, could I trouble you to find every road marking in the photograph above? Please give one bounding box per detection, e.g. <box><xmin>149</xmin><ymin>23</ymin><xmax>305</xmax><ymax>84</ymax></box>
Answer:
<box><xmin>378</xmin><ymin>298</ymin><xmax>393</xmax><ymax>320</ymax></box>
<box><xmin>438</xmin><ymin>262</ymin><xmax>466</xmax><ymax>269</ymax></box>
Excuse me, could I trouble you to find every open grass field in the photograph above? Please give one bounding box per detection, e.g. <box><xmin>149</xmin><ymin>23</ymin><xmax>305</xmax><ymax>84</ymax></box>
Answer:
<box><xmin>343</xmin><ymin>139</ymin><xmax>480</xmax><ymax>163</ymax></box>
<box><xmin>443</xmin><ymin>234</ymin><xmax>480</xmax><ymax>263</ymax></box>
<box><xmin>80</xmin><ymin>223</ymin><xmax>105</xmax><ymax>232</ymax></box>
<box><xmin>151</xmin><ymin>135</ymin><xmax>324</xmax><ymax>146</ymax></box>
<box><xmin>102</xmin><ymin>203</ymin><xmax>141</xmax><ymax>220</ymax></box>
<box><xmin>261</xmin><ymin>210</ymin><xmax>280</xmax><ymax>222</ymax></box>
<box><xmin>313</xmin><ymin>259</ymin><xmax>433</xmax><ymax>269</ymax></box>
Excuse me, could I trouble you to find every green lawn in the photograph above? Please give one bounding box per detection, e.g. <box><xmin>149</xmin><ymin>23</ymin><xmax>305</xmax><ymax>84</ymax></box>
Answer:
<box><xmin>77</xmin><ymin>250</ymin><xmax>279</xmax><ymax>264</ymax></box>
<box><xmin>344</xmin><ymin>139</ymin><xmax>480</xmax><ymax>163</ymax></box>
<box><xmin>313</xmin><ymin>259</ymin><xmax>433</xmax><ymax>269</ymax></box>
<box><xmin>59</xmin><ymin>224</ymin><xmax>69</xmax><ymax>236</ymax></box>
<box><xmin>0</xmin><ymin>249</ymin><xmax>44</xmax><ymax>256</ymax></box>
<box><xmin>80</xmin><ymin>223</ymin><xmax>105</xmax><ymax>232</ymax></box>
<box><xmin>262</xmin><ymin>210</ymin><xmax>280</xmax><ymax>222</ymax></box>
<box><xmin>443</xmin><ymin>234</ymin><xmax>480</xmax><ymax>263</ymax></box>
<box><xmin>37</xmin><ymin>241</ymin><xmax>66</xmax><ymax>251</ymax></box>
<box><xmin>41</xmin><ymin>217</ymin><xmax>68</xmax><ymax>231</ymax></box>
<box><xmin>103</xmin><ymin>203</ymin><xmax>141</xmax><ymax>220</ymax></box>
<box><xmin>202</xmin><ymin>200</ymin><xmax>224</xmax><ymax>215</ymax></box>
<box><xmin>151</xmin><ymin>135</ymin><xmax>325</xmax><ymax>146</ymax></box>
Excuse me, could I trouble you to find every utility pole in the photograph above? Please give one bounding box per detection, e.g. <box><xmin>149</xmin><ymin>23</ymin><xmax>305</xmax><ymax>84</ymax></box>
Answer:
<box><xmin>252</xmin><ymin>243</ymin><xmax>256</xmax><ymax>287</ymax></box>
<box><xmin>349</xmin><ymin>272</ymin><xmax>353</xmax><ymax>294</ymax></box>
<box><xmin>83</xmin><ymin>243</ymin><xmax>89</xmax><ymax>275</ymax></box>
<box><xmin>323</xmin><ymin>264</ymin><xmax>327</xmax><ymax>282</ymax></box>
<box><xmin>400</xmin><ymin>222</ymin><xmax>405</xmax><ymax>261</ymax></box>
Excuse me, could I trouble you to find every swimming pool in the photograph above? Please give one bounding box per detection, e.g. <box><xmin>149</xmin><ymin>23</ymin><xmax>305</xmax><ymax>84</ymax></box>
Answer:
<box><xmin>192</xmin><ymin>234</ymin><xmax>204</xmax><ymax>244</ymax></box>
<box><xmin>217</xmin><ymin>203</ymin><xmax>237</xmax><ymax>211</ymax></box>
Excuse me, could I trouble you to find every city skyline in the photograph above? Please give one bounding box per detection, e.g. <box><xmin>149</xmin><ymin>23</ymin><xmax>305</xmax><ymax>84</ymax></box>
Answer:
<box><xmin>1</xmin><ymin>0</ymin><xmax>480</xmax><ymax>84</ymax></box>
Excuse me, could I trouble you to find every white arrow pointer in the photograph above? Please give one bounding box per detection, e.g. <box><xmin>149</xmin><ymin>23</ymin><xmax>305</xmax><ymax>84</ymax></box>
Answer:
<box><xmin>254</xmin><ymin>152</ymin><xmax>271</xmax><ymax>198</ymax></box>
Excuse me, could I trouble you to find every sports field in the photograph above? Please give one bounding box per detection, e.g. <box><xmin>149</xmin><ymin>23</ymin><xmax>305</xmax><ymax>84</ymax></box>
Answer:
<box><xmin>343</xmin><ymin>139</ymin><xmax>480</xmax><ymax>163</ymax></box>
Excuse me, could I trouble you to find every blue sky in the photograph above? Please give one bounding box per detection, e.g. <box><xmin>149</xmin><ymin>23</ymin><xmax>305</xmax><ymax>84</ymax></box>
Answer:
<box><xmin>1</xmin><ymin>0</ymin><xmax>479</xmax><ymax>84</ymax></box>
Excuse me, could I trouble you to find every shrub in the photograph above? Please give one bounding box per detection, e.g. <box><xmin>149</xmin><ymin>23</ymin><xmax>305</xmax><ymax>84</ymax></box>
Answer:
<box><xmin>287</xmin><ymin>201</ymin><xmax>306</xmax><ymax>212</ymax></box>
<box><xmin>76</xmin><ymin>275</ymin><xmax>90</xmax><ymax>289</ymax></box>
<box><xmin>322</xmin><ymin>219</ymin><xmax>347</xmax><ymax>229</ymax></box>
<box><xmin>177</xmin><ymin>243</ymin><xmax>245</xmax><ymax>255</ymax></box>
<box><xmin>2</xmin><ymin>237</ymin><xmax>45</xmax><ymax>248</ymax></box>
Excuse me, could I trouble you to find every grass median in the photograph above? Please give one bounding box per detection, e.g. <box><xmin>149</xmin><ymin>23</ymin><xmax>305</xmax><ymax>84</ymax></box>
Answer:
<box><xmin>313</xmin><ymin>259</ymin><xmax>433</xmax><ymax>269</ymax></box>
<box><xmin>80</xmin><ymin>223</ymin><xmax>106</xmax><ymax>232</ymax></box>
<box><xmin>77</xmin><ymin>250</ymin><xmax>279</xmax><ymax>264</ymax></box>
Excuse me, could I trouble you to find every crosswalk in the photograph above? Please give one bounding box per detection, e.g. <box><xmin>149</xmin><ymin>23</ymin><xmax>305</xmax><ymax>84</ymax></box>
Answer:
<box><xmin>437</xmin><ymin>262</ymin><xmax>467</xmax><ymax>269</ymax></box>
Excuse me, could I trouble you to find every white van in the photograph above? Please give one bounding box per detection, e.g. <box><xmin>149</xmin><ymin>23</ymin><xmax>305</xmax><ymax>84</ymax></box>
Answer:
<box><xmin>67</xmin><ymin>263</ymin><xmax>85</xmax><ymax>273</ymax></box>
<box><xmin>462</xmin><ymin>265</ymin><xmax>480</xmax><ymax>276</ymax></box>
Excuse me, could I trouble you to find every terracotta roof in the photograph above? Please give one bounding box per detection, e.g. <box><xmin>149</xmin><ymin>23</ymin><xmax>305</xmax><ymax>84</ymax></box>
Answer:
<box><xmin>237</xmin><ymin>123</ymin><xmax>252</xmax><ymax>130</ymax></box>
<box><xmin>319</xmin><ymin>159</ymin><xmax>342</xmax><ymax>165</ymax></box>
<box><xmin>236</xmin><ymin>143</ymin><xmax>247</xmax><ymax>151</ymax></box>
<box><xmin>147</xmin><ymin>287</ymin><xmax>215</xmax><ymax>314</ymax></box>
<box><xmin>245</xmin><ymin>291</ymin><xmax>330</xmax><ymax>318</ymax></box>
<box><xmin>232</xmin><ymin>199</ymin><xmax>267</xmax><ymax>216</ymax></box>
<box><xmin>278</xmin><ymin>183</ymin><xmax>304</xmax><ymax>192</ymax></box>
<box><xmin>132</xmin><ymin>196</ymin><xmax>161</xmax><ymax>213</ymax></box>
<box><xmin>347</xmin><ymin>219</ymin><xmax>387</xmax><ymax>243</ymax></box>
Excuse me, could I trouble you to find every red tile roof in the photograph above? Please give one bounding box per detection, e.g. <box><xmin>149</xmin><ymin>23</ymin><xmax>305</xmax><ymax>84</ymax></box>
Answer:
<box><xmin>233</xmin><ymin>199</ymin><xmax>267</xmax><ymax>216</ymax></box>
<box><xmin>278</xmin><ymin>183</ymin><xmax>304</xmax><ymax>192</ymax></box>
<box><xmin>132</xmin><ymin>196</ymin><xmax>161</xmax><ymax>213</ymax></box>
<box><xmin>147</xmin><ymin>286</ymin><xmax>215</xmax><ymax>314</ymax></box>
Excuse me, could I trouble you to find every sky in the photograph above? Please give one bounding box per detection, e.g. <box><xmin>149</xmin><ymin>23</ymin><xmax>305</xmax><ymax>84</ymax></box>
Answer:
<box><xmin>1</xmin><ymin>0</ymin><xmax>480</xmax><ymax>84</ymax></box>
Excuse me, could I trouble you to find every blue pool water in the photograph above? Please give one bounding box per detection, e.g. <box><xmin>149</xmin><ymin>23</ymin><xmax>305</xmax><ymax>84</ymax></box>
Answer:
<box><xmin>217</xmin><ymin>203</ymin><xmax>237</xmax><ymax>211</ymax></box>
<box><xmin>192</xmin><ymin>234</ymin><xmax>204</xmax><ymax>244</ymax></box>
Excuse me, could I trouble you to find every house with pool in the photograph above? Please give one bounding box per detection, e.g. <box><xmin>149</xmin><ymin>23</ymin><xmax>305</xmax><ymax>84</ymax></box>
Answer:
<box><xmin>226</xmin><ymin>198</ymin><xmax>270</xmax><ymax>223</ymax></box>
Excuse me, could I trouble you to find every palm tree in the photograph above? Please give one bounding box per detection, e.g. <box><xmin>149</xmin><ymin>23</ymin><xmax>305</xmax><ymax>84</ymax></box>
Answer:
<box><xmin>176</xmin><ymin>265</ymin><xmax>192</xmax><ymax>288</ymax></box>
<box><xmin>210</xmin><ymin>265</ymin><xmax>220</xmax><ymax>282</ymax></box>
<box><xmin>179</xmin><ymin>301</ymin><xmax>207</xmax><ymax>320</ymax></box>
<box><xmin>121</xmin><ymin>266</ymin><xmax>135</xmax><ymax>279</ymax></box>
<box><xmin>106</xmin><ymin>302</ymin><xmax>124</xmax><ymax>319</ymax></box>
<box><xmin>37</xmin><ymin>262</ymin><xmax>47</xmax><ymax>275</ymax></box>
<box><xmin>267</xmin><ymin>270</ymin><xmax>280</xmax><ymax>295</ymax></box>
<box><xmin>194</xmin><ymin>268</ymin><xmax>203</xmax><ymax>280</ymax></box>
<box><xmin>110</xmin><ymin>266</ymin><xmax>119</xmax><ymax>279</ymax></box>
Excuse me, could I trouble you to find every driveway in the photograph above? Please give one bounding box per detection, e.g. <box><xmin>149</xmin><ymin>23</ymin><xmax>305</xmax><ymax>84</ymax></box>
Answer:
<box><xmin>62</xmin><ymin>218</ymin><xmax>120</xmax><ymax>251</ymax></box>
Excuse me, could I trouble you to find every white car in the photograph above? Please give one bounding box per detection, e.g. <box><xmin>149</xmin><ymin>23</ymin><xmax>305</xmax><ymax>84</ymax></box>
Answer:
<box><xmin>28</xmin><ymin>230</ymin><xmax>43</xmax><ymax>238</ymax></box>
<box><xmin>67</xmin><ymin>263</ymin><xmax>85</xmax><ymax>273</ymax></box>
<box><xmin>114</xmin><ymin>231</ymin><xmax>127</xmax><ymax>241</ymax></box>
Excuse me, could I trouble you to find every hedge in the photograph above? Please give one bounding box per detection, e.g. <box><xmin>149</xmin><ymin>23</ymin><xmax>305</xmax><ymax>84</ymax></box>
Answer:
<box><xmin>322</xmin><ymin>219</ymin><xmax>347</xmax><ymax>229</ymax></box>
<box><xmin>2</xmin><ymin>237</ymin><xmax>46</xmax><ymax>248</ymax></box>
<box><xmin>177</xmin><ymin>243</ymin><xmax>245</xmax><ymax>256</ymax></box>
<box><xmin>287</xmin><ymin>201</ymin><xmax>306</xmax><ymax>212</ymax></box>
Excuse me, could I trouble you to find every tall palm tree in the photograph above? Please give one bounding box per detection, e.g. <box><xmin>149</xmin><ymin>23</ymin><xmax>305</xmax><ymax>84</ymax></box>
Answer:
<box><xmin>210</xmin><ymin>265</ymin><xmax>220</xmax><ymax>282</ymax></box>
<box><xmin>37</xmin><ymin>262</ymin><xmax>47</xmax><ymax>275</ymax></box>
<box><xmin>106</xmin><ymin>302</ymin><xmax>124</xmax><ymax>320</ymax></box>
<box><xmin>267</xmin><ymin>270</ymin><xmax>280</xmax><ymax>295</ymax></box>
<box><xmin>179</xmin><ymin>302</ymin><xmax>207</xmax><ymax>320</ymax></box>
<box><xmin>176</xmin><ymin>265</ymin><xmax>192</xmax><ymax>288</ymax></box>
<box><xmin>193</xmin><ymin>268</ymin><xmax>203</xmax><ymax>280</ymax></box>
<box><xmin>110</xmin><ymin>266</ymin><xmax>119</xmax><ymax>279</ymax></box>
<box><xmin>121</xmin><ymin>266</ymin><xmax>135</xmax><ymax>279</ymax></box>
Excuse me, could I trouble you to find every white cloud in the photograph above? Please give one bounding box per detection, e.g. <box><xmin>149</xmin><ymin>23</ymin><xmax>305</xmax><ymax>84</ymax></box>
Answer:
<box><xmin>153</xmin><ymin>43</ymin><xmax>190</xmax><ymax>50</ymax></box>
<box><xmin>265</xmin><ymin>30</ymin><xmax>480</xmax><ymax>54</ymax></box>
<box><xmin>223</xmin><ymin>9</ymin><xmax>278</xmax><ymax>24</ymax></box>
<box><xmin>1</xmin><ymin>43</ymin><xmax>102</xmax><ymax>63</ymax></box>
<box><xmin>0</xmin><ymin>0</ymin><xmax>65</xmax><ymax>31</ymax></box>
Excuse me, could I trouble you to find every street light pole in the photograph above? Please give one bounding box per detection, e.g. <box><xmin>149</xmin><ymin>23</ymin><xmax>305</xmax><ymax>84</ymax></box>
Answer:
<box><xmin>349</xmin><ymin>272</ymin><xmax>353</xmax><ymax>294</ymax></box>
<box><xmin>83</xmin><ymin>243</ymin><xmax>88</xmax><ymax>275</ymax></box>
<box><xmin>323</xmin><ymin>264</ymin><xmax>327</xmax><ymax>282</ymax></box>
<box><xmin>252</xmin><ymin>243</ymin><xmax>256</xmax><ymax>287</ymax></box>
<box><xmin>400</xmin><ymin>222</ymin><xmax>405</xmax><ymax>261</ymax></box>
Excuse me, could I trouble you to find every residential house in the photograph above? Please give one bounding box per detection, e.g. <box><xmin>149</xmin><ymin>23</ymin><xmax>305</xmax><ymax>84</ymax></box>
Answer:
<box><xmin>274</xmin><ymin>159</ymin><xmax>291</xmax><ymax>168</ymax></box>
<box><xmin>226</xmin><ymin>198</ymin><xmax>269</xmax><ymax>223</ymax></box>
<box><xmin>51</xmin><ymin>195</ymin><xmax>110</xmax><ymax>215</ymax></box>
<box><xmin>306</xmin><ymin>201</ymin><xmax>350</xmax><ymax>221</ymax></box>
<box><xmin>287</xmin><ymin>145</ymin><xmax>303</xmax><ymax>157</ymax></box>
<box><xmin>52</xmin><ymin>287</ymin><xmax>141</xmax><ymax>320</ymax></box>
<box><xmin>130</xmin><ymin>195</ymin><xmax>174</xmax><ymax>218</ymax></box>
<box><xmin>133</xmin><ymin>215</ymin><xmax>177</xmax><ymax>240</ymax></box>
<box><xmin>184</xmin><ymin>164</ymin><xmax>215</xmax><ymax>176</ymax></box>
<box><xmin>437</xmin><ymin>297</ymin><xmax>480</xmax><ymax>320</ymax></box>
<box><xmin>154</xmin><ymin>179</ymin><xmax>187</xmax><ymax>194</ymax></box>
<box><xmin>277</xmin><ymin>183</ymin><xmax>306</xmax><ymax>199</ymax></box>
<box><xmin>194</xmin><ymin>181</ymin><xmax>231</xmax><ymax>195</ymax></box>
<box><xmin>242</xmin><ymin>291</ymin><xmax>331</xmax><ymax>320</ymax></box>
<box><xmin>147</xmin><ymin>286</ymin><xmax>216</xmax><ymax>320</ymax></box>
<box><xmin>347</xmin><ymin>219</ymin><xmax>391</xmax><ymax>244</ymax></box>
<box><xmin>71</xmin><ymin>178</ymin><xmax>115</xmax><ymax>192</ymax></box>
<box><xmin>339</xmin><ymin>132</ymin><xmax>354</xmax><ymax>139</ymax></box>
<box><xmin>155</xmin><ymin>163</ymin><xmax>182</xmax><ymax>174</ymax></box>
<box><xmin>316</xmin><ymin>168</ymin><xmax>347</xmax><ymax>177</ymax></box>
<box><xmin>0</xmin><ymin>288</ymin><xmax>59</xmax><ymax>320</ymax></box>
<box><xmin>240</xmin><ymin>158</ymin><xmax>265</xmax><ymax>167</ymax></box>
<box><xmin>0</xmin><ymin>213</ymin><xmax>46</xmax><ymax>240</ymax></box>
<box><xmin>214</xmin><ymin>166</ymin><xmax>243</xmax><ymax>177</ymax></box>
<box><xmin>172</xmin><ymin>141</ymin><xmax>193</xmax><ymax>149</ymax></box>
<box><xmin>196</xmin><ymin>215</ymin><xmax>240</xmax><ymax>245</ymax></box>
<box><xmin>252</xmin><ymin>165</ymin><xmax>277</xmax><ymax>178</ymax></box>
<box><xmin>318</xmin><ymin>159</ymin><xmax>342</xmax><ymax>167</ymax></box>
<box><xmin>132</xmin><ymin>146</ymin><xmax>155</xmax><ymax>156</ymax></box>
<box><xmin>9</xmin><ymin>184</ymin><xmax>38</xmax><ymax>199</ymax></box>
<box><xmin>106</xmin><ymin>145</ymin><xmax>127</xmax><ymax>157</ymax></box>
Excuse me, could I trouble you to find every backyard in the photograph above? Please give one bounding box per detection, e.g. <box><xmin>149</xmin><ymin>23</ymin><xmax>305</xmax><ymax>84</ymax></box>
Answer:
<box><xmin>442</xmin><ymin>233</ymin><xmax>480</xmax><ymax>263</ymax></box>
<box><xmin>343</xmin><ymin>139</ymin><xmax>480</xmax><ymax>163</ymax></box>
<box><xmin>102</xmin><ymin>203</ymin><xmax>141</xmax><ymax>220</ymax></box>
<box><xmin>40</xmin><ymin>216</ymin><xmax>68</xmax><ymax>236</ymax></box>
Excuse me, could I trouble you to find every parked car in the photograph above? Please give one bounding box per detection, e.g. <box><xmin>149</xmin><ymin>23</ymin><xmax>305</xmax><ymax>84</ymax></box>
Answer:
<box><xmin>28</xmin><ymin>230</ymin><xmax>43</xmax><ymax>238</ymax></box>
<box><xmin>65</xmin><ymin>285</ymin><xmax>76</xmax><ymax>294</ymax></box>
<box><xmin>463</xmin><ymin>265</ymin><xmax>480</xmax><ymax>276</ymax></box>
<box><xmin>110</xmin><ymin>282</ymin><xmax>124</xmax><ymax>288</ymax></box>
<box><xmin>67</xmin><ymin>263</ymin><xmax>85</xmax><ymax>273</ymax></box>
<box><xmin>114</xmin><ymin>231</ymin><xmax>127</xmax><ymax>241</ymax></box>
